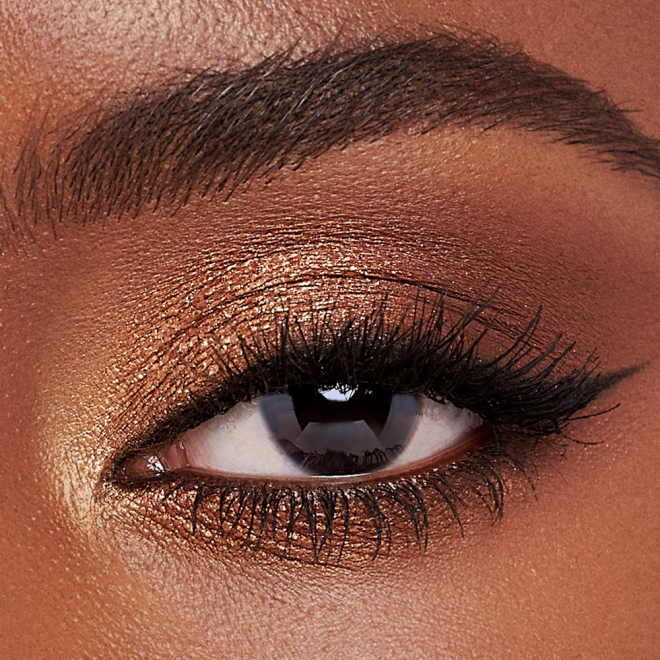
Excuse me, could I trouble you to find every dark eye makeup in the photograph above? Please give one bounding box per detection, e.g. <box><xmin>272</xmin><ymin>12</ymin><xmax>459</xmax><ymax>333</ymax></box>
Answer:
<box><xmin>106</xmin><ymin>291</ymin><xmax>631</xmax><ymax>565</ymax></box>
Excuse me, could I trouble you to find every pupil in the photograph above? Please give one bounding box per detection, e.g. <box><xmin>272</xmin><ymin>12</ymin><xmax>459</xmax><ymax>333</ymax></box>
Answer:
<box><xmin>259</xmin><ymin>385</ymin><xmax>419</xmax><ymax>476</ymax></box>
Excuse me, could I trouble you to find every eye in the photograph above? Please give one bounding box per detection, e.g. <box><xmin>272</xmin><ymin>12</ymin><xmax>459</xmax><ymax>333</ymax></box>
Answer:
<box><xmin>120</xmin><ymin>385</ymin><xmax>485</xmax><ymax>481</ymax></box>
<box><xmin>109</xmin><ymin>299</ymin><xmax>630</xmax><ymax>565</ymax></box>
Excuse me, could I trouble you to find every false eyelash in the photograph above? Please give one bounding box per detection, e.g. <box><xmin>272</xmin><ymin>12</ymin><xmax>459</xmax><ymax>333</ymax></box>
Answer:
<box><xmin>108</xmin><ymin>291</ymin><xmax>632</xmax><ymax>565</ymax></box>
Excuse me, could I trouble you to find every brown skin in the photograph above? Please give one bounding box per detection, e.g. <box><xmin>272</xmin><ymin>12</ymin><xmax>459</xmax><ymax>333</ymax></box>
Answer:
<box><xmin>1</xmin><ymin>1</ymin><xmax>659</xmax><ymax>658</ymax></box>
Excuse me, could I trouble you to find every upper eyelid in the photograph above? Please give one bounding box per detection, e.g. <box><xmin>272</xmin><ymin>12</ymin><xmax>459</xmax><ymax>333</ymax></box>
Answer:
<box><xmin>106</xmin><ymin>293</ymin><xmax>629</xmax><ymax>480</ymax></box>
<box><xmin>106</xmin><ymin>295</ymin><xmax>632</xmax><ymax>564</ymax></box>
<box><xmin>92</xmin><ymin>272</ymin><xmax>637</xmax><ymax>565</ymax></box>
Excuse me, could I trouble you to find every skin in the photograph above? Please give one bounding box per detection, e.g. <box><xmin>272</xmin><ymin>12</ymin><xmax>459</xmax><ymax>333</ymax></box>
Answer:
<box><xmin>1</xmin><ymin>0</ymin><xmax>659</xmax><ymax>658</ymax></box>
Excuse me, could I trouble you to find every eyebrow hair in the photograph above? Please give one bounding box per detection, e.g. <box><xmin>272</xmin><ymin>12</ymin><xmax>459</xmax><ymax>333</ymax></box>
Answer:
<box><xmin>5</xmin><ymin>30</ymin><xmax>660</xmax><ymax>241</ymax></box>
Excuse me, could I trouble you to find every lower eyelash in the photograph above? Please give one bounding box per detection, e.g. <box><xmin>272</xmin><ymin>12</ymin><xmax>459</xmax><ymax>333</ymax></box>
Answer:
<box><xmin>111</xmin><ymin>429</ymin><xmax>552</xmax><ymax>566</ymax></box>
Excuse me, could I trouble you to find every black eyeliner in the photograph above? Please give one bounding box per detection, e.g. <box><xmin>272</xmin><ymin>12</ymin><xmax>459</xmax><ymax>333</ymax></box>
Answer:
<box><xmin>111</xmin><ymin>292</ymin><xmax>629</xmax><ymax>460</ymax></box>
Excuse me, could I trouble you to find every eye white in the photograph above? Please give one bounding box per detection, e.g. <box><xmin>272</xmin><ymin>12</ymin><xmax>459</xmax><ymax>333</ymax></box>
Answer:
<box><xmin>157</xmin><ymin>394</ymin><xmax>484</xmax><ymax>479</ymax></box>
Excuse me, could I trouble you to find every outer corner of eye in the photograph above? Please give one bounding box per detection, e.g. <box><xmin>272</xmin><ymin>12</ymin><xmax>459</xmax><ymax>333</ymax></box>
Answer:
<box><xmin>118</xmin><ymin>386</ymin><xmax>487</xmax><ymax>484</ymax></box>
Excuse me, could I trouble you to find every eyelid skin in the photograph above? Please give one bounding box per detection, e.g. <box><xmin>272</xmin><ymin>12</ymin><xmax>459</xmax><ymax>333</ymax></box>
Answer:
<box><xmin>15</xmin><ymin>126</ymin><xmax>649</xmax><ymax>575</ymax></box>
<box><xmin>20</xmin><ymin>124</ymin><xmax>653</xmax><ymax>574</ymax></box>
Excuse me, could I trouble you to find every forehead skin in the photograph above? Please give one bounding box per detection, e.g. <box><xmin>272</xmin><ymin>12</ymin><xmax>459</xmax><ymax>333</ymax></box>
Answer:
<box><xmin>0</xmin><ymin>1</ymin><xmax>659</xmax><ymax>659</ymax></box>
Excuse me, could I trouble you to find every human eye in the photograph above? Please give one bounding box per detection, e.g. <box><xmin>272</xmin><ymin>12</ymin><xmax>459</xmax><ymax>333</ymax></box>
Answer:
<box><xmin>13</xmin><ymin>29</ymin><xmax>654</xmax><ymax>580</ymax></box>
<box><xmin>108</xmin><ymin>296</ymin><xmax>628</xmax><ymax>565</ymax></box>
<box><xmin>120</xmin><ymin>387</ymin><xmax>483</xmax><ymax>480</ymax></box>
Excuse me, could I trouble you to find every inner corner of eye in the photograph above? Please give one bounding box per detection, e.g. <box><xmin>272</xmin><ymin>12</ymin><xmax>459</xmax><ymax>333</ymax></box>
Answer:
<box><xmin>122</xmin><ymin>386</ymin><xmax>486</xmax><ymax>483</ymax></box>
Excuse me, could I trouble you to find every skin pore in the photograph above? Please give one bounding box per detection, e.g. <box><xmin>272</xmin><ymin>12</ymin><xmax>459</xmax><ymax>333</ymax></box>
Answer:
<box><xmin>1</xmin><ymin>0</ymin><xmax>659</xmax><ymax>658</ymax></box>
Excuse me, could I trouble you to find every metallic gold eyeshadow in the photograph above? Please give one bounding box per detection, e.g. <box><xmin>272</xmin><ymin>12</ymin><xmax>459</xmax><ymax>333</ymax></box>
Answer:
<box><xmin>27</xmin><ymin>131</ymin><xmax>648</xmax><ymax>569</ymax></box>
<box><xmin>109</xmin><ymin>430</ymin><xmax>524</xmax><ymax>567</ymax></box>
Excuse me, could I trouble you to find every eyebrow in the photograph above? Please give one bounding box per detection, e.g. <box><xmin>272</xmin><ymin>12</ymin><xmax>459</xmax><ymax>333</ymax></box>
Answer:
<box><xmin>5</xmin><ymin>30</ymin><xmax>660</xmax><ymax>239</ymax></box>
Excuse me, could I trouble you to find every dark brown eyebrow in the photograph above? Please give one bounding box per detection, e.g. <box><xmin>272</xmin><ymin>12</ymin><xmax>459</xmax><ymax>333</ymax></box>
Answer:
<box><xmin>3</xmin><ymin>30</ymin><xmax>660</xmax><ymax>245</ymax></box>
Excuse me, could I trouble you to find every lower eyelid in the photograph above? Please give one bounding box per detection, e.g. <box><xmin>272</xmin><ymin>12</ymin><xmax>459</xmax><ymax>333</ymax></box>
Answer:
<box><xmin>109</xmin><ymin>424</ymin><xmax>544</xmax><ymax>566</ymax></box>
<box><xmin>107</xmin><ymin>387</ymin><xmax>618</xmax><ymax>565</ymax></box>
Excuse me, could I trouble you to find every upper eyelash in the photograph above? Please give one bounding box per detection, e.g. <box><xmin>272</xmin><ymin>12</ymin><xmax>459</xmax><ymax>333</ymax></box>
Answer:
<box><xmin>107</xmin><ymin>290</ymin><xmax>633</xmax><ymax>565</ymax></box>
<box><xmin>111</xmin><ymin>290</ymin><xmax>629</xmax><ymax>458</ymax></box>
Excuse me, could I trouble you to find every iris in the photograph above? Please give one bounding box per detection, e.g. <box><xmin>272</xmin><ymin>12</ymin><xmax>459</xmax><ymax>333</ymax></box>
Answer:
<box><xmin>260</xmin><ymin>386</ymin><xmax>419</xmax><ymax>475</ymax></box>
